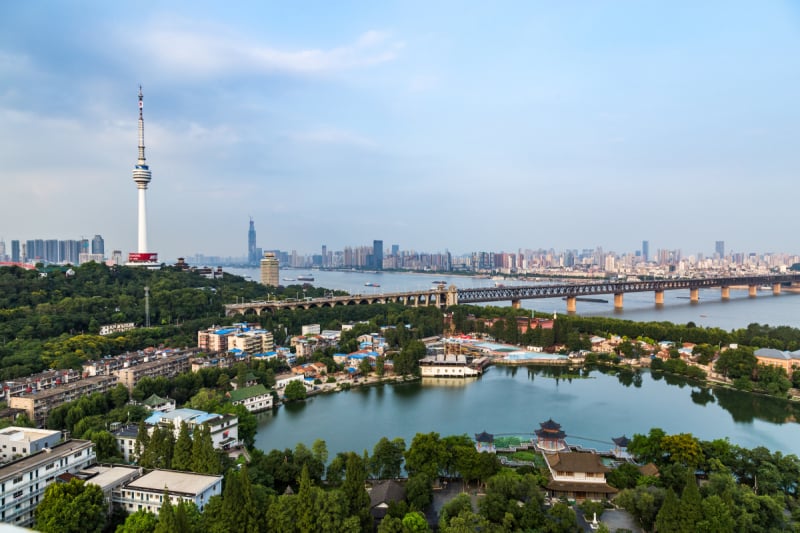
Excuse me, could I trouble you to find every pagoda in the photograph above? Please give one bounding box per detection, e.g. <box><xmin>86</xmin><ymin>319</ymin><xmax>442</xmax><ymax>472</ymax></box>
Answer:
<box><xmin>535</xmin><ymin>418</ymin><xmax>568</xmax><ymax>452</ymax></box>
<box><xmin>474</xmin><ymin>430</ymin><xmax>495</xmax><ymax>453</ymax></box>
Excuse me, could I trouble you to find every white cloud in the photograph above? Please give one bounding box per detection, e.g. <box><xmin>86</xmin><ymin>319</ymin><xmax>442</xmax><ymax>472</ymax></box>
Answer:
<box><xmin>137</xmin><ymin>25</ymin><xmax>403</xmax><ymax>77</ymax></box>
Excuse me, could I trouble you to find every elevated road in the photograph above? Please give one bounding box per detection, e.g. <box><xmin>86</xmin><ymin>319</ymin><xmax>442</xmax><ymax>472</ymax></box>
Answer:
<box><xmin>224</xmin><ymin>274</ymin><xmax>800</xmax><ymax>316</ymax></box>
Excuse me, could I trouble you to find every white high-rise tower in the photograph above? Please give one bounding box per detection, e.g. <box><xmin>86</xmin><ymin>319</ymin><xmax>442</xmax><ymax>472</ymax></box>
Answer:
<box><xmin>127</xmin><ymin>86</ymin><xmax>158</xmax><ymax>265</ymax></box>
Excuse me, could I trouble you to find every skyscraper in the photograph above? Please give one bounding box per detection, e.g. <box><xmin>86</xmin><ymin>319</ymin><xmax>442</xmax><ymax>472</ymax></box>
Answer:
<box><xmin>11</xmin><ymin>240</ymin><xmax>19</xmax><ymax>263</ymax></box>
<box><xmin>715</xmin><ymin>241</ymin><xmax>725</xmax><ymax>258</ymax></box>
<box><xmin>260</xmin><ymin>252</ymin><xmax>279</xmax><ymax>287</ymax></box>
<box><xmin>373</xmin><ymin>240</ymin><xmax>383</xmax><ymax>270</ymax></box>
<box><xmin>91</xmin><ymin>235</ymin><xmax>104</xmax><ymax>257</ymax></box>
<box><xmin>248</xmin><ymin>218</ymin><xmax>257</xmax><ymax>265</ymax></box>
<box><xmin>128</xmin><ymin>86</ymin><xmax>158</xmax><ymax>265</ymax></box>
<box><xmin>642</xmin><ymin>240</ymin><xmax>649</xmax><ymax>262</ymax></box>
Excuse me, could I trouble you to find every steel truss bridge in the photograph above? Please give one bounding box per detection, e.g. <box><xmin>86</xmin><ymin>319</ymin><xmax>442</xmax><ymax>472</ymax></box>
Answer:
<box><xmin>224</xmin><ymin>273</ymin><xmax>800</xmax><ymax>316</ymax></box>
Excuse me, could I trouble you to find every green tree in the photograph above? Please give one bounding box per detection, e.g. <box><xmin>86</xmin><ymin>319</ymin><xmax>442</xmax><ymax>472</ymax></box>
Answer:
<box><xmin>115</xmin><ymin>510</ymin><xmax>158</xmax><ymax>533</ymax></box>
<box><xmin>406</xmin><ymin>473</ymin><xmax>433</xmax><ymax>511</ymax></box>
<box><xmin>654</xmin><ymin>488</ymin><xmax>681</xmax><ymax>533</ymax></box>
<box><xmin>405</xmin><ymin>432</ymin><xmax>446</xmax><ymax>479</ymax></box>
<box><xmin>35</xmin><ymin>478</ymin><xmax>106</xmax><ymax>533</ymax></box>
<box><xmin>342</xmin><ymin>452</ymin><xmax>372</xmax><ymax>531</ymax></box>
<box><xmin>191</xmin><ymin>423</ymin><xmax>221</xmax><ymax>475</ymax></box>
<box><xmin>284</xmin><ymin>379</ymin><xmax>307</xmax><ymax>401</ymax></box>
<box><xmin>401</xmin><ymin>511</ymin><xmax>431</xmax><ymax>533</ymax></box>
<box><xmin>172</xmin><ymin>421</ymin><xmax>193</xmax><ymax>471</ymax></box>
<box><xmin>371</xmin><ymin>437</ymin><xmax>406</xmax><ymax>479</ymax></box>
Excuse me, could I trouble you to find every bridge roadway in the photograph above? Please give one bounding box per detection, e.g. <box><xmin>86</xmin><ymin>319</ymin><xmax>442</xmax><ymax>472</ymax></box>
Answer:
<box><xmin>224</xmin><ymin>274</ymin><xmax>800</xmax><ymax>316</ymax></box>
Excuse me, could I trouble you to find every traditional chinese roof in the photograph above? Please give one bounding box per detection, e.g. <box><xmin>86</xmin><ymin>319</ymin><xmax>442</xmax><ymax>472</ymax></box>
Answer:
<box><xmin>612</xmin><ymin>435</ymin><xmax>630</xmax><ymax>448</ymax></box>
<box><xmin>228</xmin><ymin>384</ymin><xmax>270</xmax><ymax>403</ymax></box>
<box><xmin>475</xmin><ymin>431</ymin><xmax>494</xmax><ymax>443</ymax></box>
<box><xmin>546</xmin><ymin>479</ymin><xmax>618</xmax><ymax>494</ymax></box>
<box><xmin>143</xmin><ymin>393</ymin><xmax>170</xmax><ymax>407</ymax></box>
<box><xmin>545</xmin><ymin>452</ymin><xmax>610</xmax><ymax>473</ymax></box>
<box><xmin>535</xmin><ymin>418</ymin><xmax>566</xmax><ymax>439</ymax></box>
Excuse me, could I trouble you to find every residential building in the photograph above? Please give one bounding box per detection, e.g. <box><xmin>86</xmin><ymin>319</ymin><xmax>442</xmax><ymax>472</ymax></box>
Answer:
<box><xmin>419</xmin><ymin>354</ymin><xmax>482</xmax><ymax>378</ymax></box>
<box><xmin>228</xmin><ymin>328</ymin><xmax>274</xmax><ymax>354</ymax></box>
<box><xmin>197</xmin><ymin>326</ymin><xmax>240</xmax><ymax>353</ymax></box>
<box><xmin>116</xmin><ymin>469</ymin><xmax>222</xmax><ymax>514</ymax></box>
<box><xmin>111</xmin><ymin>424</ymin><xmax>142</xmax><ymax>463</ymax></box>
<box><xmin>81</xmin><ymin>464</ymin><xmax>141</xmax><ymax>512</ymax></box>
<box><xmin>9</xmin><ymin>375</ymin><xmax>119</xmax><ymax>426</ymax></box>
<box><xmin>0</xmin><ymin>427</ymin><xmax>62</xmax><ymax>463</ymax></box>
<box><xmin>260</xmin><ymin>252</ymin><xmax>279</xmax><ymax>287</ymax></box>
<box><xmin>0</xmin><ymin>439</ymin><xmax>96</xmax><ymax>527</ymax></box>
<box><xmin>275</xmin><ymin>373</ymin><xmax>305</xmax><ymax>390</ymax></box>
<box><xmin>543</xmin><ymin>451</ymin><xmax>618</xmax><ymax>500</ymax></box>
<box><xmin>144</xmin><ymin>408</ymin><xmax>239</xmax><ymax>450</ymax></box>
<box><xmin>141</xmin><ymin>394</ymin><xmax>175</xmax><ymax>412</ymax></box>
<box><xmin>227</xmin><ymin>384</ymin><xmax>273</xmax><ymax>413</ymax></box>
<box><xmin>113</xmin><ymin>350</ymin><xmax>191</xmax><ymax>390</ymax></box>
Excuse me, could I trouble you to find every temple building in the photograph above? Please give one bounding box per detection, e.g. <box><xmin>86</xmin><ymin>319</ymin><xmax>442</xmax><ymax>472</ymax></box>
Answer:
<box><xmin>535</xmin><ymin>418</ymin><xmax>568</xmax><ymax>452</ymax></box>
<box><xmin>543</xmin><ymin>451</ymin><xmax>618</xmax><ymax>501</ymax></box>
<box><xmin>474</xmin><ymin>430</ymin><xmax>495</xmax><ymax>453</ymax></box>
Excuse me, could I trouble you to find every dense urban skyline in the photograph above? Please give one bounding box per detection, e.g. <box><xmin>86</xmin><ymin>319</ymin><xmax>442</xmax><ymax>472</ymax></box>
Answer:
<box><xmin>1</xmin><ymin>2</ymin><xmax>799</xmax><ymax>259</ymax></box>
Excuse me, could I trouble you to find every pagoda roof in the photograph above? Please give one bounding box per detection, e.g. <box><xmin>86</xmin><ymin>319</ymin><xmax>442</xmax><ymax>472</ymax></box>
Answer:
<box><xmin>545</xmin><ymin>452</ymin><xmax>610</xmax><ymax>473</ymax></box>
<box><xmin>475</xmin><ymin>431</ymin><xmax>494</xmax><ymax>443</ymax></box>
<box><xmin>142</xmin><ymin>393</ymin><xmax>170</xmax><ymax>407</ymax></box>
<box><xmin>539</xmin><ymin>418</ymin><xmax>563</xmax><ymax>430</ymax></box>
<box><xmin>612</xmin><ymin>435</ymin><xmax>631</xmax><ymax>447</ymax></box>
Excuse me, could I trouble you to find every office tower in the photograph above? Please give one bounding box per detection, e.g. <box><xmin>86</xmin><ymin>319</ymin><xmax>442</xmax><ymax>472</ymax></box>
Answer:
<box><xmin>391</xmin><ymin>244</ymin><xmax>399</xmax><ymax>256</ymax></box>
<box><xmin>260</xmin><ymin>252</ymin><xmax>280</xmax><ymax>287</ymax></box>
<box><xmin>91</xmin><ymin>235</ymin><xmax>104</xmax><ymax>257</ymax></box>
<box><xmin>715</xmin><ymin>241</ymin><xmax>725</xmax><ymax>258</ymax></box>
<box><xmin>0</xmin><ymin>239</ymin><xmax>5</xmax><ymax>261</ymax></box>
<box><xmin>248</xmin><ymin>218</ymin><xmax>257</xmax><ymax>265</ymax></box>
<box><xmin>128</xmin><ymin>86</ymin><xmax>158</xmax><ymax>265</ymax></box>
<box><xmin>373</xmin><ymin>240</ymin><xmax>383</xmax><ymax>270</ymax></box>
<box><xmin>11</xmin><ymin>240</ymin><xmax>19</xmax><ymax>263</ymax></box>
<box><xmin>642</xmin><ymin>240</ymin><xmax>649</xmax><ymax>262</ymax></box>
<box><xmin>321</xmin><ymin>245</ymin><xmax>327</xmax><ymax>267</ymax></box>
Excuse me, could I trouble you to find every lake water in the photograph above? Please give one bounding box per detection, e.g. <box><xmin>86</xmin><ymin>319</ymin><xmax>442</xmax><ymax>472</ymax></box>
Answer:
<box><xmin>225</xmin><ymin>268</ymin><xmax>800</xmax><ymax>457</ymax></box>
<box><xmin>253</xmin><ymin>366</ymin><xmax>800</xmax><ymax>457</ymax></box>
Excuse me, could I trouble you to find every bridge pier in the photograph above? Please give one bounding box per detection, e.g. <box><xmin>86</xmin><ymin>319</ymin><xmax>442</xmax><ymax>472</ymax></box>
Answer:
<box><xmin>690</xmin><ymin>288</ymin><xmax>699</xmax><ymax>303</ymax></box>
<box><xmin>773</xmin><ymin>283</ymin><xmax>781</xmax><ymax>295</ymax></box>
<box><xmin>566</xmin><ymin>296</ymin><xmax>577</xmax><ymax>313</ymax></box>
<box><xmin>654</xmin><ymin>290</ymin><xmax>664</xmax><ymax>306</ymax></box>
<box><xmin>749</xmin><ymin>285</ymin><xmax>757</xmax><ymax>297</ymax></box>
<box><xmin>721</xmin><ymin>286</ymin><xmax>730</xmax><ymax>300</ymax></box>
<box><xmin>614</xmin><ymin>293</ymin><xmax>623</xmax><ymax>310</ymax></box>
<box><xmin>511</xmin><ymin>299</ymin><xmax>521</xmax><ymax>310</ymax></box>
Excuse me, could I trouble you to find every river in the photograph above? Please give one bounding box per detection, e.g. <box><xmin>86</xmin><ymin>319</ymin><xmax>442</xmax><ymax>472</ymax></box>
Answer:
<box><xmin>227</xmin><ymin>267</ymin><xmax>800</xmax><ymax>331</ymax></box>
<box><xmin>224</xmin><ymin>268</ymin><xmax>800</xmax><ymax>457</ymax></box>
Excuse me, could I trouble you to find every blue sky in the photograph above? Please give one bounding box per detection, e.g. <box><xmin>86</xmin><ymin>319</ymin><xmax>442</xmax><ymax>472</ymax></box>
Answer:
<box><xmin>1</xmin><ymin>1</ymin><xmax>799</xmax><ymax>260</ymax></box>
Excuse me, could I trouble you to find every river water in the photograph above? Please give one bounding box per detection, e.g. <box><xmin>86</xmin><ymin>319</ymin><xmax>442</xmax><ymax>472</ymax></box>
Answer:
<box><xmin>226</xmin><ymin>268</ymin><xmax>800</xmax><ymax>457</ymax></box>
<box><xmin>228</xmin><ymin>267</ymin><xmax>800</xmax><ymax>331</ymax></box>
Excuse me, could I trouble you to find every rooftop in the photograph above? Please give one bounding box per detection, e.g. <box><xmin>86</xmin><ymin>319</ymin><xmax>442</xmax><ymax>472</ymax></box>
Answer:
<box><xmin>0</xmin><ymin>439</ymin><xmax>93</xmax><ymax>482</ymax></box>
<box><xmin>125</xmin><ymin>469</ymin><xmax>222</xmax><ymax>496</ymax></box>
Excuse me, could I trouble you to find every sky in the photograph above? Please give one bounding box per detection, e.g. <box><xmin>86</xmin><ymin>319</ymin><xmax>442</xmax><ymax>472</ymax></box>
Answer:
<box><xmin>1</xmin><ymin>1</ymin><xmax>799</xmax><ymax>261</ymax></box>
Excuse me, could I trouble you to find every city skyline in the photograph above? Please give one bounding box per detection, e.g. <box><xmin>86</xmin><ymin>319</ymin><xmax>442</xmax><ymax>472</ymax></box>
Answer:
<box><xmin>1</xmin><ymin>2</ymin><xmax>799</xmax><ymax>259</ymax></box>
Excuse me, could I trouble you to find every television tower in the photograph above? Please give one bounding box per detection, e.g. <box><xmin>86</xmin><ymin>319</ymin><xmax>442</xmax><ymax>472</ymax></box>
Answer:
<box><xmin>128</xmin><ymin>85</ymin><xmax>158</xmax><ymax>265</ymax></box>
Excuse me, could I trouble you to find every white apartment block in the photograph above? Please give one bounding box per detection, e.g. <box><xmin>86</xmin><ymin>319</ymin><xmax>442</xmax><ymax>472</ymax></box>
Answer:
<box><xmin>116</xmin><ymin>470</ymin><xmax>222</xmax><ymax>514</ymax></box>
<box><xmin>0</xmin><ymin>427</ymin><xmax>62</xmax><ymax>463</ymax></box>
<box><xmin>0</xmin><ymin>439</ymin><xmax>96</xmax><ymax>527</ymax></box>
<box><xmin>228</xmin><ymin>329</ymin><xmax>274</xmax><ymax>354</ymax></box>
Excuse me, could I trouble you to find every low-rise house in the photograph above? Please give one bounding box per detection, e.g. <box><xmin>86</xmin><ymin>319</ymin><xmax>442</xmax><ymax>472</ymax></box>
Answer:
<box><xmin>141</xmin><ymin>394</ymin><xmax>175</xmax><ymax>412</ymax></box>
<box><xmin>543</xmin><ymin>451</ymin><xmax>618</xmax><ymax>500</ymax></box>
<box><xmin>369</xmin><ymin>480</ymin><xmax>406</xmax><ymax>522</ymax></box>
<box><xmin>755</xmin><ymin>348</ymin><xmax>800</xmax><ymax>378</ymax></box>
<box><xmin>227</xmin><ymin>384</ymin><xmax>273</xmax><ymax>413</ymax></box>
<box><xmin>275</xmin><ymin>373</ymin><xmax>305</xmax><ymax>390</ymax></box>
<box><xmin>145</xmin><ymin>408</ymin><xmax>239</xmax><ymax>451</ymax></box>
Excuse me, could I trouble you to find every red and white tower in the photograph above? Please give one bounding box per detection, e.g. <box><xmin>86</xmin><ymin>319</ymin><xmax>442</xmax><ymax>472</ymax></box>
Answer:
<box><xmin>127</xmin><ymin>86</ymin><xmax>158</xmax><ymax>265</ymax></box>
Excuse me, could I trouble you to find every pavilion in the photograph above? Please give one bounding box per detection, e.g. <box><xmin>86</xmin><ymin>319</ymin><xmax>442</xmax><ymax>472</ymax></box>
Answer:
<box><xmin>535</xmin><ymin>418</ymin><xmax>568</xmax><ymax>453</ymax></box>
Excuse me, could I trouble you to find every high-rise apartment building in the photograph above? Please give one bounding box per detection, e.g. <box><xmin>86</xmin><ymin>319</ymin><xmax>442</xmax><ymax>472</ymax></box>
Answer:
<box><xmin>260</xmin><ymin>252</ymin><xmax>279</xmax><ymax>287</ymax></box>
<box><xmin>715</xmin><ymin>241</ymin><xmax>725</xmax><ymax>258</ymax></box>
<box><xmin>373</xmin><ymin>240</ymin><xmax>383</xmax><ymax>270</ymax></box>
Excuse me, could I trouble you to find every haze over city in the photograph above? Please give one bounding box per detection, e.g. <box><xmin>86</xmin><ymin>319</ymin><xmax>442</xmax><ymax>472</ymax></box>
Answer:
<box><xmin>1</xmin><ymin>2</ymin><xmax>799</xmax><ymax>260</ymax></box>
